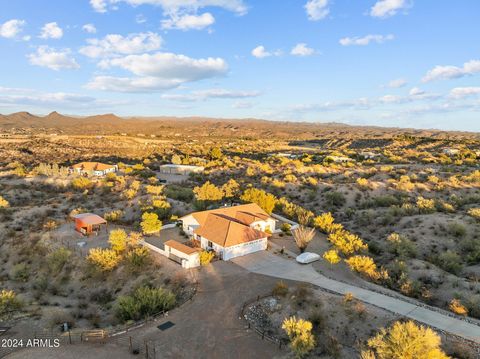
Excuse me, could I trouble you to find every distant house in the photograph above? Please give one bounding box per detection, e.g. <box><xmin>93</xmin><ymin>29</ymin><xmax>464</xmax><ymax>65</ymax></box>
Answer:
<box><xmin>159</xmin><ymin>164</ymin><xmax>204</xmax><ymax>176</ymax></box>
<box><xmin>73</xmin><ymin>213</ymin><xmax>107</xmax><ymax>236</ymax></box>
<box><xmin>359</xmin><ymin>152</ymin><xmax>379</xmax><ymax>160</ymax></box>
<box><xmin>71</xmin><ymin>162</ymin><xmax>117</xmax><ymax>176</ymax></box>
<box><xmin>326</xmin><ymin>155</ymin><xmax>353</xmax><ymax>163</ymax></box>
<box><xmin>180</xmin><ymin>203</ymin><xmax>275</xmax><ymax>261</ymax></box>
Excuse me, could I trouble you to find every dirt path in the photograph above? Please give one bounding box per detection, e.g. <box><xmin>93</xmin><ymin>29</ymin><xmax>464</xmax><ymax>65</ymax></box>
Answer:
<box><xmin>232</xmin><ymin>251</ymin><xmax>480</xmax><ymax>344</ymax></box>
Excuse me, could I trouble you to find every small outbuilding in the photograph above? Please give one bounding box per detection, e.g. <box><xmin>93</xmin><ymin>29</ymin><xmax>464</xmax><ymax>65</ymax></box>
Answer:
<box><xmin>159</xmin><ymin>164</ymin><xmax>204</xmax><ymax>176</ymax></box>
<box><xmin>164</xmin><ymin>240</ymin><xmax>201</xmax><ymax>268</ymax></box>
<box><xmin>73</xmin><ymin>213</ymin><xmax>107</xmax><ymax>236</ymax></box>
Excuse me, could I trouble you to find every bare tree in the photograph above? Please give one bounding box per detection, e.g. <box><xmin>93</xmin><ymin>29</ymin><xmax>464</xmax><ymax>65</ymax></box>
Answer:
<box><xmin>293</xmin><ymin>226</ymin><xmax>316</xmax><ymax>253</ymax></box>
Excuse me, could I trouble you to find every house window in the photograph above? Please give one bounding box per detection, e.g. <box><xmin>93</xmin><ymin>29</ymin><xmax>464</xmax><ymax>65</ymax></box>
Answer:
<box><xmin>208</xmin><ymin>241</ymin><xmax>213</xmax><ymax>248</ymax></box>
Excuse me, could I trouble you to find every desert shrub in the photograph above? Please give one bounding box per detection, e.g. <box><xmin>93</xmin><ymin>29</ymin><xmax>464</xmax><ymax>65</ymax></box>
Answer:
<box><xmin>449</xmin><ymin>299</ymin><xmax>468</xmax><ymax>316</ymax></box>
<box><xmin>47</xmin><ymin>247</ymin><xmax>72</xmax><ymax>274</ymax></box>
<box><xmin>272</xmin><ymin>281</ymin><xmax>289</xmax><ymax>297</ymax></box>
<box><xmin>467</xmin><ymin>208</ymin><xmax>480</xmax><ymax>221</ymax></box>
<box><xmin>416</xmin><ymin>196</ymin><xmax>436</xmax><ymax>214</ymax></box>
<box><xmin>387</xmin><ymin>233</ymin><xmax>417</xmax><ymax>258</ymax></box>
<box><xmin>0</xmin><ymin>290</ymin><xmax>22</xmax><ymax>317</ymax></box>
<box><xmin>11</xmin><ymin>263</ymin><xmax>29</xmax><ymax>282</ymax></box>
<box><xmin>325</xmin><ymin>191</ymin><xmax>346</xmax><ymax>207</ymax></box>
<box><xmin>104</xmin><ymin>209</ymin><xmax>124</xmax><ymax>222</ymax></box>
<box><xmin>292</xmin><ymin>226</ymin><xmax>316</xmax><ymax>253</ymax></box>
<box><xmin>328</xmin><ymin>230</ymin><xmax>367</xmax><ymax>255</ymax></box>
<box><xmin>87</xmin><ymin>248</ymin><xmax>121</xmax><ymax>272</ymax></box>
<box><xmin>199</xmin><ymin>250</ymin><xmax>215</xmax><ymax>265</ymax></box>
<box><xmin>0</xmin><ymin>196</ymin><xmax>10</xmax><ymax>208</ymax></box>
<box><xmin>435</xmin><ymin>250</ymin><xmax>463</xmax><ymax>275</ymax></box>
<box><xmin>140</xmin><ymin>212</ymin><xmax>162</xmax><ymax>235</ymax></box>
<box><xmin>460</xmin><ymin>238</ymin><xmax>480</xmax><ymax>264</ymax></box>
<box><xmin>345</xmin><ymin>255</ymin><xmax>380</xmax><ymax>280</ymax></box>
<box><xmin>313</xmin><ymin>212</ymin><xmax>342</xmax><ymax>233</ymax></box>
<box><xmin>164</xmin><ymin>185</ymin><xmax>194</xmax><ymax>202</ymax></box>
<box><xmin>362</xmin><ymin>321</ymin><xmax>449</xmax><ymax>359</ymax></box>
<box><xmin>448</xmin><ymin>222</ymin><xmax>466</xmax><ymax>237</ymax></box>
<box><xmin>323</xmin><ymin>249</ymin><xmax>341</xmax><ymax>266</ymax></box>
<box><xmin>109</xmin><ymin>229</ymin><xmax>128</xmax><ymax>253</ymax></box>
<box><xmin>71</xmin><ymin>177</ymin><xmax>93</xmax><ymax>191</ymax></box>
<box><xmin>282</xmin><ymin>316</ymin><xmax>316</xmax><ymax>358</ymax></box>
<box><xmin>126</xmin><ymin>247</ymin><xmax>151</xmax><ymax>269</ymax></box>
<box><xmin>356</xmin><ymin>177</ymin><xmax>371</xmax><ymax>190</ymax></box>
<box><xmin>281</xmin><ymin>223</ymin><xmax>292</xmax><ymax>234</ymax></box>
<box><xmin>116</xmin><ymin>286</ymin><xmax>176</xmax><ymax>321</ymax></box>
<box><xmin>193</xmin><ymin>181</ymin><xmax>224</xmax><ymax>202</ymax></box>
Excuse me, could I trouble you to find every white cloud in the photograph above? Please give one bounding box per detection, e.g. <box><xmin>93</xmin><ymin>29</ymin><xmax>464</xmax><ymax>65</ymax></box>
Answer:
<box><xmin>79</xmin><ymin>32</ymin><xmax>162</xmax><ymax>58</ymax></box>
<box><xmin>409</xmin><ymin>87</ymin><xmax>425</xmax><ymax>96</ymax></box>
<box><xmin>136</xmin><ymin>14</ymin><xmax>147</xmax><ymax>23</ymax></box>
<box><xmin>387</xmin><ymin>78</ymin><xmax>407</xmax><ymax>88</ymax></box>
<box><xmin>162</xmin><ymin>88</ymin><xmax>260</xmax><ymax>101</ymax></box>
<box><xmin>90</xmin><ymin>0</ymin><xmax>247</xmax><ymax>15</ymax></box>
<box><xmin>449</xmin><ymin>87</ymin><xmax>480</xmax><ymax>99</ymax></box>
<box><xmin>27</xmin><ymin>46</ymin><xmax>79</xmax><ymax>71</ymax></box>
<box><xmin>39</xmin><ymin>22</ymin><xmax>63</xmax><ymax>39</ymax></box>
<box><xmin>305</xmin><ymin>0</ymin><xmax>329</xmax><ymax>21</ymax></box>
<box><xmin>422</xmin><ymin>60</ymin><xmax>480</xmax><ymax>82</ymax></box>
<box><xmin>251</xmin><ymin>45</ymin><xmax>281</xmax><ymax>59</ymax></box>
<box><xmin>86</xmin><ymin>52</ymin><xmax>228</xmax><ymax>92</ymax></box>
<box><xmin>291</xmin><ymin>43</ymin><xmax>315</xmax><ymax>56</ymax></box>
<box><xmin>82</xmin><ymin>23</ymin><xmax>97</xmax><ymax>34</ymax></box>
<box><xmin>233</xmin><ymin>101</ymin><xmax>254</xmax><ymax>109</ymax></box>
<box><xmin>0</xmin><ymin>19</ymin><xmax>26</xmax><ymax>39</ymax></box>
<box><xmin>370</xmin><ymin>0</ymin><xmax>410</xmax><ymax>18</ymax></box>
<box><xmin>0</xmin><ymin>86</ymin><xmax>127</xmax><ymax>109</ymax></box>
<box><xmin>161</xmin><ymin>12</ymin><xmax>214</xmax><ymax>30</ymax></box>
<box><xmin>339</xmin><ymin>34</ymin><xmax>394</xmax><ymax>46</ymax></box>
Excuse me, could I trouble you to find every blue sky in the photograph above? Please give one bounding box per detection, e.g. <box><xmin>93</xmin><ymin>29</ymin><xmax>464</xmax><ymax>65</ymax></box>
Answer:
<box><xmin>1</xmin><ymin>0</ymin><xmax>479</xmax><ymax>131</ymax></box>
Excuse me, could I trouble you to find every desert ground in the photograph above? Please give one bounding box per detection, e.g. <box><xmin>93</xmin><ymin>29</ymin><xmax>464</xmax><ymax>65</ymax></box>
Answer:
<box><xmin>1</xmin><ymin>112</ymin><xmax>480</xmax><ymax>358</ymax></box>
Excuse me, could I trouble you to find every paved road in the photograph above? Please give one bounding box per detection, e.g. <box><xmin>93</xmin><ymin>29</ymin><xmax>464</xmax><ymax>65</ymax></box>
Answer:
<box><xmin>232</xmin><ymin>251</ymin><xmax>480</xmax><ymax>344</ymax></box>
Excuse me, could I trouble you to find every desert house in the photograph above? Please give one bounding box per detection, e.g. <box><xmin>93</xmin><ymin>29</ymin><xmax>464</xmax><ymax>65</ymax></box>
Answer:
<box><xmin>164</xmin><ymin>240</ymin><xmax>201</xmax><ymax>269</ymax></box>
<box><xmin>73</xmin><ymin>213</ymin><xmax>107</xmax><ymax>236</ymax></box>
<box><xmin>180</xmin><ymin>203</ymin><xmax>275</xmax><ymax>261</ymax></box>
<box><xmin>159</xmin><ymin>164</ymin><xmax>204</xmax><ymax>176</ymax></box>
<box><xmin>71</xmin><ymin>162</ymin><xmax>117</xmax><ymax>176</ymax></box>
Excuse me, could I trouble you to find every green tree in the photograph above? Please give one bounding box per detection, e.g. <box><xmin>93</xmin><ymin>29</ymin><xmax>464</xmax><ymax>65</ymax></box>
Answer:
<box><xmin>362</xmin><ymin>321</ymin><xmax>449</xmax><ymax>359</ymax></box>
<box><xmin>87</xmin><ymin>248</ymin><xmax>121</xmax><ymax>272</ymax></box>
<box><xmin>240</xmin><ymin>188</ymin><xmax>276</xmax><ymax>214</ymax></box>
<box><xmin>140</xmin><ymin>212</ymin><xmax>162</xmax><ymax>235</ymax></box>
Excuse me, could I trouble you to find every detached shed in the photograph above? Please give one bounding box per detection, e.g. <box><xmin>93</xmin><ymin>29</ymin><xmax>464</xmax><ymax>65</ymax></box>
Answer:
<box><xmin>164</xmin><ymin>240</ymin><xmax>201</xmax><ymax>268</ymax></box>
<box><xmin>73</xmin><ymin>213</ymin><xmax>107</xmax><ymax>236</ymax></box>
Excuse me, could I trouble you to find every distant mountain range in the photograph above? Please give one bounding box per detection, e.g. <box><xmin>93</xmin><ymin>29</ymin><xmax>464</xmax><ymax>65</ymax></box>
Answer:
<box><xmin>0</xmin><ymin>111</ymin><xmax>476</xmax><ymax>139</ymax></box>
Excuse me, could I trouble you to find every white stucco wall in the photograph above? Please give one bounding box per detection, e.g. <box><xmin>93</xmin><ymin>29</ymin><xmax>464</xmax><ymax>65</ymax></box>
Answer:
<box><xmin>164</xmin><ymin>243</ymin><xmax>200</xmax><ymax>269</ymax></box>
<box><xmin>181</xmin><ymin>215</ymin><xmax>200</xmax><ymax>235</ymax></box>
<box><xmin>250</xmin><ymin>219</ymin><xmax>276</xmax><ymax>233</ymax></box>
<box><xmin>222</xmin><ymin>238</ymin><xmax>267</xmax><ymax>261</ymax></box>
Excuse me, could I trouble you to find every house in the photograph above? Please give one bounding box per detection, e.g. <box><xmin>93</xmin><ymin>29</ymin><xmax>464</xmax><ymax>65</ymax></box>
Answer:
<box><xmin>164</xmin><ymin>240</ymin><xmax>201</xmax><ymax>269</ymax></box>
<box><xmin>159</xmin><ymin>164</ymin><xmax>204</xmax><ymax>176</ymax></box>
<box><xmin>71</xmin><ymin>162</ymin><xmax>117</xmax><ymax>176</ymax></box>
<box><xmin>180</xmin><ymin>203</ymin><xmax>275</xmax><ymax>261</ymax></box>
<box><xmin>73</xmin><ymin>213</ymin><xmax>107</xmax><ymax>236</ymax></box>
<box><xmin>359</xmin><ymin>152</ymin><xmax>380</xmax><ymax>160</ymax></box>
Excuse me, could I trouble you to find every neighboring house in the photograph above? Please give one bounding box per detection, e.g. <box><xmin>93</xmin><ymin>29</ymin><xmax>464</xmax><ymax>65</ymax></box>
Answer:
<box><xmin>71</xmin><ymin>162</ymin><xmax>117</xmax><ymax>176</ymax></box>
<box><xmin>359</xmin><ymin>152</ymin><xmax>380</xmax><ymax>160</ymax></box>
<box><xmin>159</xmin><ymin>164</ymin><xmax>204</xmax><ymax>175</ymax></box>
<box><xmin>326</xmin><ymin>156</ymin><xmax>353</xmax><ymax>163</ymax></box>
<box><xmin>180</xmin><ymin>203</ymin><xmax>275</xmax><ymax>261</ymax></box>
<box><xmin>164</xmin><ymin>240</ymin><xmax>201</xmax><ymax>269</ymax></box>
<box><xmin>73</xmin><ymin>213</ymin><xmax>107</xmax><ymax>236</ymax></box>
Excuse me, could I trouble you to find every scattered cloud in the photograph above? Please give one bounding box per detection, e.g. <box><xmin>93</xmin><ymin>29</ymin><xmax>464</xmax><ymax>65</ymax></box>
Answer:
<box><xmin>449</xmin><ymin>87</ymin><xmax>480</xmax><ymax>99</ymax></box>
<box><xmin>39</xmin><ymin>22</ymin><xmax>63</xmax><ymax>39</ymax></box>
<box><xmin>339</xmin><ymin>34</ymin><xmax>394</xmax><ymax>46</ymax></box>
<box><xmin>79</xmin><ymin>32</ymin><xmax>162</xmax><ymax>58</ymax></box>
<box><xmin>86</xmin><ymin>52</ymin><xmax>228</xmax><ymax>92</ymax></box>
<box><xmin>82</xmin><ymin>23</ymin><xmax>97</xmax><ymax>34</ymax></box>
<box><xmin>422</xmin><ymin>60</ymin><xmax>480</xmax><ymax>82</ymax></box>
<box><xmin>305</xmin><ymin>0</ymin><xmax>329</xmax><ymax>21</ymax></box>
<box><xmin>161</xmin><ymin>12</ymin><xmax>215</xmax><ymax>31</ymax></box>
<box><xmin>291</xmin><ymin>43</ymin><xmax>315</xmax><ymax>56</ymax></box>
<box><xmin>386</xmin><ymin>78</ymin><xmax>407</xmax><ymax>88</ymax></box>
<box><xmin>0</xmin><ymin>86</ymin><xmax>127</xmax><ymax>109</ymax></box>
<box><xmin>251</xmin><ymin>45</ymin><xmax>281</xmax><ymax>58</ymax></box>
<box><xmin>27</xmin><ymin>46</ymin><xmax>79</xmax><ymax>71</ymax></box>
<box><xmin>370</xmin><ymin>0</ymin><xmax>411</xmax><ymax>18</ymax></box>
<box><xmin>162</xmin><ymin>88</ymin><xmax>260</xmax><ymax>101</ymax></box>
<box><xmin>0</xmin><ymin>19</ymin><xmax>26</xmax><ymax>39</ymax></box>
<box><xmin>135</xmin><ymin>14</ymin><xmax>147</xmax><ymax>23</ymax></box>
<box><xmin>233</xmin><ymin>101</ymin><xmax>255</xmax><ymax>109</ymax></box>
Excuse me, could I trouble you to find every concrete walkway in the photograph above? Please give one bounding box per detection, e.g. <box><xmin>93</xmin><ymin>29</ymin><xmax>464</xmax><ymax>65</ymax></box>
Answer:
<box><xmin>232</xmin><ymin>251</ymin><xmax>480</xmax><ymax>344</ymax></box>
